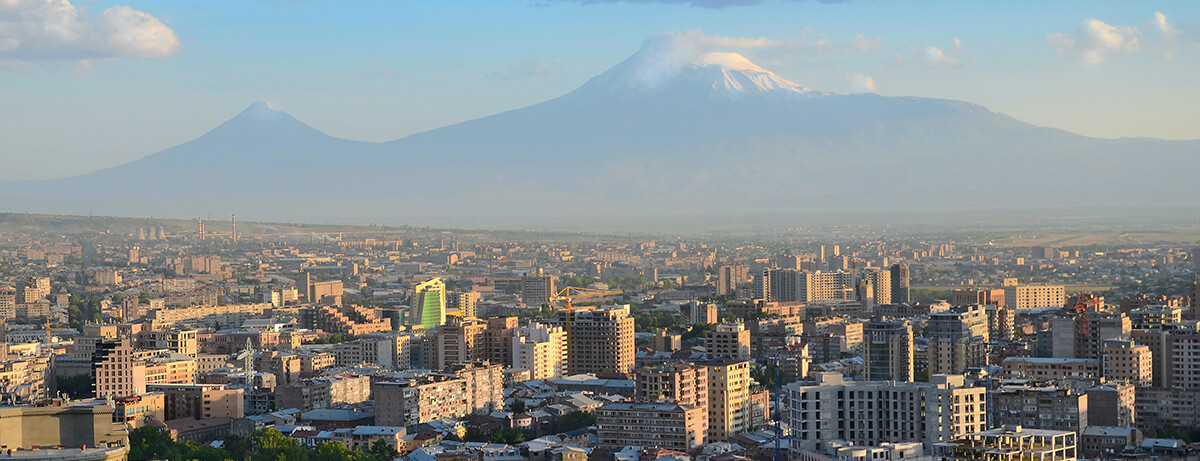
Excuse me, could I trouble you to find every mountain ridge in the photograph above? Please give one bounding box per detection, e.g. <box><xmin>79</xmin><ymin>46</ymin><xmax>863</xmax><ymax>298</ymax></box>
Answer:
<box><xmin>2</xmin><ymin>50</ymin><xmax>1198</xmax><ymax>225</ymax></box>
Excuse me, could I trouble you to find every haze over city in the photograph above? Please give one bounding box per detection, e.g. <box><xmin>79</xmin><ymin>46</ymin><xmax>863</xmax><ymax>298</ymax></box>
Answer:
<box><xmin>2</xmin><ymin>2</ymin><xmax>1200</xmax><ymax>461</ymax></box>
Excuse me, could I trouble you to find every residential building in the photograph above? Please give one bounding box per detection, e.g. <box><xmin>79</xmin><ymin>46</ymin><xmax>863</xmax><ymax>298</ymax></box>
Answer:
<box><xmin>717</xmin><ymin>264</ymin><xmax>750</xmax><ymax>297</ymax></box>
<box><xmin>1101</xmin><ymin>339</ymin><xmax>1152</xmax><ymax>386</ymax></box>
<box><xmin>706</xmin><ymin>322</ymin><xmax>751</xmax><ymax>359</ymax></box>
<box><xmin>556</xmin><ymin>305</ymin><xmax>634</xmax><ymax>374</ymax></box>
<box><xmin>705</xmin><ymin>359</ymin><xmax>752</xmax><ymax>442</ymax></box>
<box><xmin>926</xmin><ymin>305</ymin><xmax>990</xmax><ymax>375</ymax></box>
<box><xmin>864</xmin><ymin>318</ymin><xmax>913</xmax><ymax>381</ymax></box>
<box><xmin>1001</xmin><ymin>357</ymin><xmax>1100</xmax><ymax>380</ymax></box>
<box><xmin>992</xmin><ymin>382</ymin><xmax>1088</xmax><ymax>435</ymax></box>
<box><xmin>951</xmin><ymin>288</ymin><xmax>1005</xmax><ymax>307</ymax></box>
<box><xmin>1003</xmin><ymin>284</ymin><xmax>1066</xmax><ymax>310</ymax></box>
<box><xmin>596</xmin><ymin>403</ymin><xmax>707</xmax><ymax>451</ymax></box>
<box><xmin>92</xmin><ymin>339</ymin><xmax>147</xmax><ymax>398</ymax></box>
<box><xmin>521</xmin><ymin>275</ymin><xmax>556</xmax><ymax>307</ymax></box>
<box><xmin>511</xmin><ymin>322</ymin><xmax>567</xmax><ymax>380</ymax></box>
<box><xmin>373</xmin><ymin>376</ymin><xmax>468</xmax><ymax>426</ymax></box>
<box><xmin>890</xmin><ymin>264</ymin><xmax>909</xmax><ymax>304</ymax></box>
<box><xmin>434</xmin><ymin>315</ymin><xmax>488</xmax><ymax>369</ymax></box>
<box><xmin>785</xmin><ymin>373</ymin><xmax>987</xmax><ymax>453</ymax></box>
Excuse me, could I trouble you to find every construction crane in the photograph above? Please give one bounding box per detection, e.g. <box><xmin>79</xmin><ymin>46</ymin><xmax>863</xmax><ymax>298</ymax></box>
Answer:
<box><xmin>549</xmin><ymin>286</ymin><xmax>623</xmax><ymax>338</ymax></box>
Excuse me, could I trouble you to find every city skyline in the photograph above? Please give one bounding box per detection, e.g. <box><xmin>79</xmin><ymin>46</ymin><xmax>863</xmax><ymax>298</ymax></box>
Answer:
<box><xmin>1</xmin><ymin>1</ymin><xmax>1199</xmax><ymax>180</ymax></box>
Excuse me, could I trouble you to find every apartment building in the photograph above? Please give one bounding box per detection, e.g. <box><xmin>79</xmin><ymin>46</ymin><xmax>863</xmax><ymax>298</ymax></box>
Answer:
<box><xmin>596</xmin><ymin>403</ymin><xmax>707</xmax><ymax>451</ymax></box>
<box><xmin>556</xmin><ymin>306</ymin><xmax>634</xmax><ymax>374</ymax></box>
<box><xmin>706</xmin><ymin>323</ymin><xmax>751</xmax><ymax>359</ymax></box>
<box><xmin>785</xmin><ymin>373</ymin><xmax>987</xmax><ymax>454</ymax></box>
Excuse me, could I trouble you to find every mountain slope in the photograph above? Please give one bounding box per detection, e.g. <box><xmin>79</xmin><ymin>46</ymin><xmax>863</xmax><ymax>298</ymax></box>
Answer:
<box><xmin>1</xmin><ymin>51</ymin><xmax>1198</xmax><ymax>224</ymax></box>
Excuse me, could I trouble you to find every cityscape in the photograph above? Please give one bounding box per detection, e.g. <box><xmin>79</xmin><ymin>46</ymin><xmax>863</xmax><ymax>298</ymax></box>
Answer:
<box><xmin>3</xmin><ymin>1</ymin><xmax>1200</xmax><ymax>461</ymax></box>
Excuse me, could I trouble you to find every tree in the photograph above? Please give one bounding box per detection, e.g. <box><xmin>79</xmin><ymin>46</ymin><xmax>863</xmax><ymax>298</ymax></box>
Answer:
<box><xmin>365</xmin><ymin>439</ymin><xmax>398</xmax><ymax>461</ymax></box>
<box><xmin>550</xmin><ymin>411</ymin><xmax>596</xmax><ymax>434</ymax></box>
<box><xmin>313</xmin><ymin>441</ymin><xmax>358</xmax><ymax>461</ymax></box>
<box><xmin>489</xmin><ymin>427</ymin><xmax>527</xmax><ymax>445</ymax></box>
<box><xmin>128</xmin><ymin>427</ymin><xmax>180</xmax><ymax>461</ymax></box>
<box><xmin>56</xmin><ymin>373</ymin><xmax>92</xmax><ymax>399</ymax></box>
<box><xmin>510</xmin><ymin>398</ymin><xmax>527</xmax><ymax>414</ymax></box>
<box><xmin>463</xmin><ymin>427</ymin><xmax>489</xmax><ymax>442</ymax></box>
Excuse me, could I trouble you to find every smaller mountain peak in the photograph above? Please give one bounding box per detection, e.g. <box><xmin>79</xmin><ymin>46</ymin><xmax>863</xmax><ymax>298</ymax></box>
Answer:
<box><xmin>240</xmin><ymin>101</ymin><xmax>285</xmax><ymax>118</ymax></box>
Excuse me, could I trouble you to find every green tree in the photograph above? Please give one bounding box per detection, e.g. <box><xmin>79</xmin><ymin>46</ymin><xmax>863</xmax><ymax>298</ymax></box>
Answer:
<box><xmin>550</xmin><ymin>411</ymin><xmax>596</xmax><ymax>434</ymax></box>
<box><xmin>463</xmin><ymin>427</ymin><xmax>489</xmax><ymax>442</ymax></box>
<box><xmin>365</xmin><ymin>439</ymin><xmax>398</xmax><ymax>461</ymax></box>
<box><xmin>56</xmin><ymin>373</ymin><xmax>92</xmax><ymax>399</ymax></box>
<box><xmin>128</xmin><ymin>426</ymin><xmax>181</xmax><ymax>461</ymax></box>
<box><xmin>312</xmin><ymin>441</ymin><xmax>358</xmax><ymax>461</ymax></box>
<box><xmin>510</xmin><ymin>398</ymin><xmax>527</xmax><ymax>414</ymax></box>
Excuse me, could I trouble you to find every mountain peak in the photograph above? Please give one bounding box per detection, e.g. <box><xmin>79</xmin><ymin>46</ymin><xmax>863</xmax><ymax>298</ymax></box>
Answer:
<box><xmin>196</xmin><ymin>101</ymin><xmax>329</xmax><ymax>145</ymax></box>
<box><xmin>568</xmin><ymin>44</ymin><xmax>809</xmax><ymax>101</ymax></box>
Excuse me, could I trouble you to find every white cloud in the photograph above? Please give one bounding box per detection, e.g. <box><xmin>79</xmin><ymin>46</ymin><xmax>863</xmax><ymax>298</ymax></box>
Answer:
<box><xmin>851</xmin><ymin>33</ymin><xmax>882</xmax><ymax>53</ymax></box>
<box><xmin>910</xmin><ymin>37</ymin><xmax>962</xmax><ymax>68</ymax></box>
<box><xmin>0</xmin><ymin>0</ymin><xmax>178</xmax><ymax>66</ymax></box>
<box><xmin>846</xmin><ymin>72</ymin><xmax>876</xmax><ymax>92</ymax></box>
<box><xmin>488</xmin><ymin>59</ymin><xmax>564</xmax><ymax>80</ymax></box>
<box><xmin>1147</xmin><ymin>11</ymin><xmax>1181</xmax><ymax>58</ymax></box>
<box><xmin>1047</xmin><ymin>18</ymin><xmax>1140</xmax><ymax>65</ymax></box>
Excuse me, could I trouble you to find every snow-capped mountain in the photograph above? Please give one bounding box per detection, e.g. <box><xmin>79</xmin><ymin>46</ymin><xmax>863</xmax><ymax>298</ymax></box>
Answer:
<box><xmin>569</xmin><ymin>50</ymin><xmax>812</xmax><ymax>100</ymax></box>
<box><xmin>1</xmin><ymin>46</ymin><xmax>1198</xmax><ymax>225</ymax></box>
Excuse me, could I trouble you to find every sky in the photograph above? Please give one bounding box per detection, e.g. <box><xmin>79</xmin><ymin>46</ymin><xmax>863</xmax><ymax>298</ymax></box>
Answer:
<box><xmin>2</xmin><ymin>0</ymin><xmax>1199</xmax><ymax>180</ymax></box>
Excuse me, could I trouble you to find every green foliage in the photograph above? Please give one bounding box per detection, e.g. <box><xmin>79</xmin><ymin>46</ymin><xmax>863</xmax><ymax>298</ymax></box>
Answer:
<box><xmin>914</xmin><ymin>370</ymin><xmax>930</xmax><ymax>382</ymax></box>
<box><xmin>127</xmin><ymin>427</ymin><xmax>399</xmax><ymax>461</ymax></box>
<box><xmin>303</xmin><ymin>333</ymin><xmax>359</xmax><ymax>345</ymax></box>
<box><xmin>510</xmin><ymin>398</ymin><xmax>527</xmax><ymax>414</ymax></box>
<box><xmin>56</xmin><ymin>373</ymin><xmax>92</xmax><ymax>399</ymax></box>
<box><xmin>751</xmin><ymin>362</ymin><xmax>777</xmax><ymax>388</ymax></box>
<box><xmin>1156</xmin><ymin>424</ymin><xmax>1200</xmax><ymax>443</ymax></box>
<box><xmin>463</xmin><ymin>427</ymin><xmax>489</xmax><ymax>442</ymax></box>
<box><xmin>634</xmin><ymin>310</ymin><xmax>678</xmax><ymax>332</ymax></box>
<box><xmin>549</xmin><ymin>411</ymin><xmax>596</xmax><ymax>434</ymax></box>
<box><xmin>681</xmin><ymin>323</ymin><xmax>711</xmax><ymax>341</ymax></box>
<box><xmin>489</xmin><ymin>427</ymin><xmax>527</xmax><ymax>445</ymax></box>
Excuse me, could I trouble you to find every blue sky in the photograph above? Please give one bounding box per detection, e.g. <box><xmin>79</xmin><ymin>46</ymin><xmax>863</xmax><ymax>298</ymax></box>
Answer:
<box><xmin>2</xmin><ymin>0</ymin><xmax>1198</xmax><ymax>180</ymax></box>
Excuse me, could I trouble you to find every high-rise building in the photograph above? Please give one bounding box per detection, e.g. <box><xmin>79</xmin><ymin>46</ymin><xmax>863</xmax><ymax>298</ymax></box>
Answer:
<box><xmin>1102</xmin><ymin>339</ymin><xmax>1152</xmax><ymax>386</ymax></box>
<box><xmin>634</xmin><ymin>361</ymin><xmax>708</xmax><ymax>410</ymax></box>
<box><xmin>717</xmin><ymin>264</ymin><xmax>750</xmax><ymax>297</ymax></box>
<box><xmin>992</xmin><ymin>383</ymin><xmax>1088</xmax><ymax>435</ymax></box>
<box><xmin>512</xmin><ymin>321</ymin><xmax>567</xmax><ymax>380</ymax></box>
<box><xmin>951</xmin><ymin>288</ymin><xmax>1005</xmax><ymax>307</ymax></box>
<box><xmin>706</xmin><ymin>323</ymin><xmax>751</xmax><ymax>359</ymax></box>
<box><xmin>761</xmin><ymin>269</ymin><xmax>855</xmax><ymax>303</ymax></box>
<box><xmin>1004</xmin><ymin>284</ymin><xmax>1066</xmax><ymax>310</ymax></box>
<box><xmin>927</xmin><ymin>305</ymin><xmax>990</xmax><ymax>375</ymax></box>
<box><xmin>890</xmin><ymin>264</ymin><xmax>910</xmax><ymax>304</ymax></box>
<box><xmin>864</xmin><ymin>318</ymin><xmax>914</xmax><ymax>381</ymax></box>
<box><xmin>447</xmin><ymin>291</ymin><xmax>480</xmax><ymax>318</ymax></box>
<box><xmin>596</xmin><ymin>403</ymin><xmax>707</xmax><ymax>451</ymax></box>
<box><xmin>785</xmin><ymin>373</ymin><xmax>987</xmax><ymax>453</ymax></box>
<box><xmin>860</xmin><ymin>267</ymin><xmax>892</xmax><ymax>305</ymax></box>
<box><xmin>92</xmin><ymin>338</ymin><xmax>147</xmax><ymax>398</ymax></box>
<box><xmin>521</xmin><ymin>274</ymin><xmax>556</xmax><ymax>307</ymax></box>
<box><xmin>705</xmin><ymin>359</ymin><xmax>752</xmax><ymax>442</ymax></box>
<box><xmin>680</xmin><ymin>302</ymin><xmax>718</xmax><ymax>325</ymax></box>
<box><xmin>556</xmin><ymin>306</ymin><xmax>635</xmax><ymax>374</ymax></box>
<box><xmin>985</xmin><ymin>304</ymin><xmax>1015</xmax><ymax>340</ymax></box>
<box><xmin>373</xmin><ymin>376</ymin><xmax>468</xmax><ymax>426</ymax></box>
<box><xmin>434</xmin><ymin>315</ymin><xmax>488</xmax><ymax>369</ymax></box>
<box><xmin>411</xmin><ymin>278</ymin><xmax>447</xmax><ymax>330</ymax></box>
